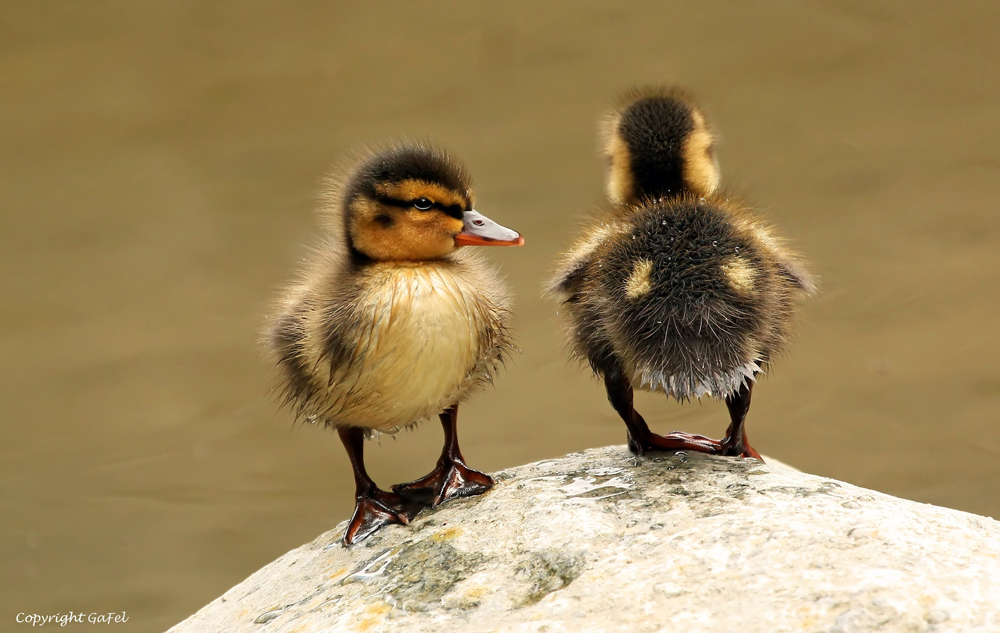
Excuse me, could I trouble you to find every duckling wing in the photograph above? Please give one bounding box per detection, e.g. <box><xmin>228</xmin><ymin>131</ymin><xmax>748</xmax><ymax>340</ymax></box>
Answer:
<box><xmin>775</xmin><ymin>253</ymin><xmax>817</xmax><ymax>295</ymax></box>
<box><xmin>548</xmin><ymin>220</ymin><xmax>631</xmax><ymax>299</ymax></box>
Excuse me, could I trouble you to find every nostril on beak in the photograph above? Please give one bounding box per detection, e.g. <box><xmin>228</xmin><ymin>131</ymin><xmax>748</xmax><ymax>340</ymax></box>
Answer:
<box><xmin>473</xmin><ymin>220</ymin><xmax>485</xmax><ymax>226</ymax></box>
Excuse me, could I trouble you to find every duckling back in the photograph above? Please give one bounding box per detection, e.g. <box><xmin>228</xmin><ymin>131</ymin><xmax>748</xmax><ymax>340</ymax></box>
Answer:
<box><xmin>556</xmin><ymin>195</ymin><xmax>812</xmax><ymax>400</ymax></box>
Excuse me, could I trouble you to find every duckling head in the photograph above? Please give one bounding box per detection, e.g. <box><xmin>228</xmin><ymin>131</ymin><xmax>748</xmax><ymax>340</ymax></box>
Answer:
<box><xmin>338</xmin><ymin>145</ymin><xmax>523</xmax><ymax>262</ymax></box>
<box><xmin>601</xmin><ymin>86</ymin><xmax>720</xmax><ymax>205</ymax></box>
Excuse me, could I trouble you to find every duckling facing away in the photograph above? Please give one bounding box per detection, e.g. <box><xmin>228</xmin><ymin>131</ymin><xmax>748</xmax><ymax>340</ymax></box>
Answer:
<box><xmin>268</xmin><ymin>144</ymin><xmax>523</xmax><ymax>545</ymax></box>
<box><xmin>550</xmin><ymin>87</ymin><xmax>814</xmax><ymax>459</ymax></box>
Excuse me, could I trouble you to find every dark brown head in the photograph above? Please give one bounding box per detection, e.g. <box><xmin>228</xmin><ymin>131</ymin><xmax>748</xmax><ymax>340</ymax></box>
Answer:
<box><xmin>337</xmin><ymin>145</ymin><xmax>523</xmax><ymax>261</ymax></box>
<box><xmin>601</xmin><ymin>87</ymin><xmax>720</xmax><ymax>205</ymax></box>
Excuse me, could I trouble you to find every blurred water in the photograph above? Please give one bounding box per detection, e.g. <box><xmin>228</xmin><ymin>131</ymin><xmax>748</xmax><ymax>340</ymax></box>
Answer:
<box><xmin>2</xmin><ymin>1</ymin><xmax>999</xmax><ymax>630</ymax></box>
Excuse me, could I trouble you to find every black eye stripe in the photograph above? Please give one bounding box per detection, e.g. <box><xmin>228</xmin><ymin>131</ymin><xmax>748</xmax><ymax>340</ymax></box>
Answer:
<box><xmin>371</xmin><ymin>194</ymin><xmax>465</xmax><ymax>220</ymax></box>
<box><xmin>372</xmin><ymin>194</ymin><xmax>411</xmax><ymax>209</ymax></box>
<box><xmin>439</xmin><ymin>204</ymin><xmax>464</xmax><ymax>220</ymax></box>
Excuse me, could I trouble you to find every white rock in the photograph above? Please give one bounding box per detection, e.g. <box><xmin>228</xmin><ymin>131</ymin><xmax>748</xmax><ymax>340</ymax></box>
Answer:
<box><xmin>168</xmin><ymin>446</ymin><xmax>1000</xmax><ymax>633</ymax></box>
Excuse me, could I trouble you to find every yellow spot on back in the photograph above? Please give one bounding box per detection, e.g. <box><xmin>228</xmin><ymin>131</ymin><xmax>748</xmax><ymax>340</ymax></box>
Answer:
<box><xmin>625</xmin><ymin>259</ymin><xmax>654</xmax><ymax>299</ymax></box>
<box><xmin>721</xmin><ymin>257</ymin><xmax>756</xmax><ymax>293</ymax></box>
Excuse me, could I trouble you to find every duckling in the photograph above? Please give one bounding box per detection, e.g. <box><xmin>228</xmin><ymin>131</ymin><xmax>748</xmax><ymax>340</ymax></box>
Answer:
<box><xmin>267</xmin><ymin>143</ymin><xmax>523</xmax><ymax>545</ymax></box>
<box><xmin>550</xmin><ymin>87</ymin><xmax>814</xmax><ymax>459</ymax></box>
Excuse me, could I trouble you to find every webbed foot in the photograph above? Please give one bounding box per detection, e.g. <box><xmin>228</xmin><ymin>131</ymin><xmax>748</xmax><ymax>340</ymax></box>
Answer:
<box><xmin>343</xmin><ymin>489</ymin><xmax>423</xmax><ymax>546</ymax></box>
<box><xmin>393</xmin><ymin>460</ymin><xmax>495</xmax><ymax>508</ymax></box>
<box><xmin>628</xmin><ymin>430</ymin><xmax>721</xmax><ymax>456</ymax></box>
<box><xmin>719</xmin><ymin>435</ymin><xmax>763</xmax><ymax>460</ymax></box>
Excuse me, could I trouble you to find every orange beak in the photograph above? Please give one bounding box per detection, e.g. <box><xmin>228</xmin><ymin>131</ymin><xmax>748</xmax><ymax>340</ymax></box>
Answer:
<box><xmin>454</xmin><ymin>210</ymin><xmax>524</xmax><ymax>247</ymax></box>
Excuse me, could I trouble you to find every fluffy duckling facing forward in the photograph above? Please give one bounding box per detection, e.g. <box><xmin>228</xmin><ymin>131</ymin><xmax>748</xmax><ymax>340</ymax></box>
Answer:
<box><xmin>550</xmin><ymin>87</ymin><xmax>813</xmax><ymax>459</ymax></box>
<box><xmin>268</xmin><ymin>144</ymin><xmax>523</xmax><ymax>545</ymax></box>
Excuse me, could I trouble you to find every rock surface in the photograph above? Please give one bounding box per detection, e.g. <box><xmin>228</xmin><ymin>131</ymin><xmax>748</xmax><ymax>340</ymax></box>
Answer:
<box><xmin>168</xmin><ymin>447</ymin><xmax>1000</xmax><ymax>633</ymax></box>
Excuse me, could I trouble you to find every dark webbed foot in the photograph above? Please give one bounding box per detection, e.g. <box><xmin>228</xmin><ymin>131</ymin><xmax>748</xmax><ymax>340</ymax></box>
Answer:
<box><xmin>392</xmin><ymin>404</ymin><xmax>494</xmax><ymax>508</ymax></box>
<box><xmin>607</xmin><ymin>372</ymin><xmax>764</xmax><ymax>460</ymax></box>
<box><xmin>337</xmin><ymin>426</ymin><xmax>424</xmax><ymax>547</ymax></box>
<box><xmin>607</xmin><ymin>373</ymin><xmax>721</xmax><ymax>457</ymax></box>
<box><xmin>344</xmin><ymin>489</ymin><xmax>424</xmax><ymax>546</ymax></box>
<box><xmin>628</xmin><ymin>430</ymin><xmax>721</xmax><ymax>456</ymax></box>
<box><xmin>719</xmin><ymin>434</ymin><xmax>763</xmax><ymax>460</ymax></box>
<box><xmin>393</xmin><ymin>460</ymin><xmax>494</xmax><ymax>507</ymax></box>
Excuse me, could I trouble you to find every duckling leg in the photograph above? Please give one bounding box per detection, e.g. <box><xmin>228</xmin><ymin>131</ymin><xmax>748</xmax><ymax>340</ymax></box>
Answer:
<box><xmin>720</xmin><ymin>382</ymin><xmax>763</xmax><ymax>460</ymax></box>
<box><xmin>338</xmin><ymin>427</ymin><xmax>423</xmax><ymax>546</ymax></box>
<box><xmin>392</xmin><ymin>405</ymin><xmax>495</xmax><ymax>507</ymax></box>
<box><xmin>603</xmin><ymin>372</ymin><xmax>720</xmax><ymax>456</ymax></box>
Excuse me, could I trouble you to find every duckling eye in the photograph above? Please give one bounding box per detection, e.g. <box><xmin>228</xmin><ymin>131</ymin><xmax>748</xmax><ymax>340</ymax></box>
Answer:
<box><xmin>412</xmin><ymin>198</ymin><xmax>433</xmax><ymax>211</ymax></box>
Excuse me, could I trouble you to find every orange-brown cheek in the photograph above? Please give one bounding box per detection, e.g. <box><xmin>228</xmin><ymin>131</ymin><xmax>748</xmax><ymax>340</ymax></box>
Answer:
<box><xmin>350</xmin><ymin>203</ymin><xmax>467</xmax><ymax>261</ymax></box>
<box><xmin>408</xmin><ymin>213</ymin><xmax>462</xmax><ymax>258</ymax></box>
<box><xmin>442</xmin><ymin>216</ymin><xmax>464</xmax><ymax>240</ymax></box>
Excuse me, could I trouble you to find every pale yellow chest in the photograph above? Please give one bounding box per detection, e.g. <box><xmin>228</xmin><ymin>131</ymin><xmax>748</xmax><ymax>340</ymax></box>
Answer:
<box><xmin>309</xmin><ymin>263</ymin><xmax>495</xmax><ymax>430</ymax></box>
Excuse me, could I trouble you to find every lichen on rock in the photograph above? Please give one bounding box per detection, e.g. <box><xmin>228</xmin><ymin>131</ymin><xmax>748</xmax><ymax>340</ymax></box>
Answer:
<box><xmin>513</xmin><ymin>549</ymin><xmax>585</xmax><ymax>607</ymax></box>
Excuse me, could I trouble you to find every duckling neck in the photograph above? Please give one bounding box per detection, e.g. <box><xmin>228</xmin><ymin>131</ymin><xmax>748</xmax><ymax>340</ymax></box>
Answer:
<box><xmin>630</xmin><ymin>169</ymin><xmax>689</xmax><ymax>203</ymax></box>
<box><xmin>344</xmin><ymin>243</ymin><xmax>458</xmax><ymax>270</ymax></box>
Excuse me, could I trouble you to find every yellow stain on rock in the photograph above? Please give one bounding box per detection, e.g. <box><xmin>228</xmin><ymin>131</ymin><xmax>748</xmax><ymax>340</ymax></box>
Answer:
<box><xmin>329</xmin><ymin>565</ymin><xmax>349</xmax><ymax>580</ymax></box>
<box><xmin>357</xmin><ymin>601</ymin><xmax>392</xmax><ymax>632</ymax></box>
<box><xmin>432</xmin><ymin>525</ymin><xmax>464</xmax><ymax>542</ymax></box>
<box><xmin>465</xmin><ymin>585</ymin><xmax>488</xmax><ymax>600</ymax></box>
